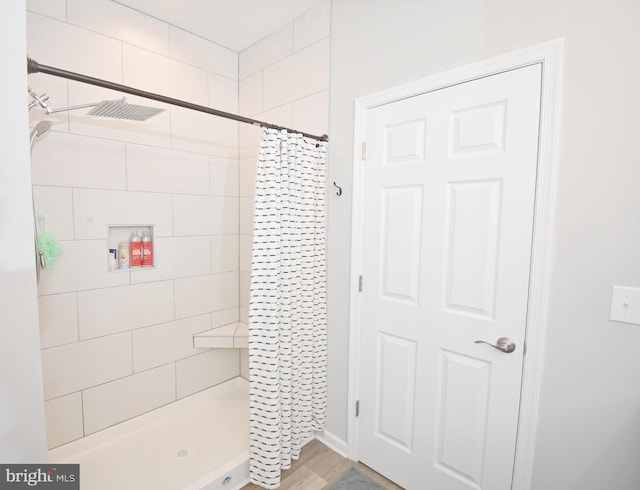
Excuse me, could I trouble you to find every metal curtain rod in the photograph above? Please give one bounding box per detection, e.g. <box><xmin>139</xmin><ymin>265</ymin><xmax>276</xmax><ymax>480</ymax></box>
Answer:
<box><xmin>27</xmin><ymin>57</ymin><xmax>328</xmax><ymax>142</ymax></box>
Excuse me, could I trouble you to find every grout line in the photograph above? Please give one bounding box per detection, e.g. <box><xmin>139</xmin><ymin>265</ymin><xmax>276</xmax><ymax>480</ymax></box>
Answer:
<box><xmin>120</xmin><ymin>41</ymin><xmax>124</xmax><ymax>83</ymax></box>
<box><xmin>208</xmin><ymin>155</ymin><xmax>212</xmax><ymax>196</ymax></box>
<box><xmin>75</xmin><ymin>291</ymin><xmax>80</xmax><ymax>342</ymax></box>
<box><xmin>166</xmin><ymin>22</ymin><xmax>172</xmax><ymax>58</ymax></box>
<box><xmin>170</xmin><ymin>193</ymin><xmax>175</xmax><ymax>237</ymax></box>
<box><xmin>70</xmin><ymin>180</ymin><xmax>76</xmax><ymax>241</ymax></box>
<box><xmin>209</xmin><ymin>235</ymin><xmax>214</xmax><ymax>275</ymax></box>
<box><xmin>124</xmin><ymin>143</ymin><xmax>129</xmax><ymax>190</ymax></box>
<box><xmin>239</xmin><ymin>34</ymin><xmax>330</xmax><ymax>82</ymax></box>
<box><xmin>172</xmin><ymin>278</ymin><xmax>176</xmax><ymax>321</ymax></box>
<box><xmin>168</xmin><ymin>93</ymin><xmax>174</xmax><ymax>150</ymax></box>
<box><xmin>129</xmin><ymin>331</ymin><xmax>134</xmax><ymax>374</ymax></box>
<box><xmin>174</xmin><ymin>360</ymin><xmax>178</xmax><ymax>400</ymax></box>
<box><xmin>80</xmin><ymin>389</ymin><xmax>86</xmax><ymax>438</ymax></box>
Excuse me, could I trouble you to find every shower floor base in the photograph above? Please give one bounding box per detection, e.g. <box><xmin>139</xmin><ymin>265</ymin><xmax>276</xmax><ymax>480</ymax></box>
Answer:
<box><xmin>49</xmin><ymin>377</ymin><xmax>250</xmax><ymax>490</ymax></box>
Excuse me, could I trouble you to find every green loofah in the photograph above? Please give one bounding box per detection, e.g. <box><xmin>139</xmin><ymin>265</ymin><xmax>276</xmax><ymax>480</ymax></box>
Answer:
<box><xmin>37</xmin><ymin>232</ymin><xmax>62</xmax><ymax>267</ymax></box>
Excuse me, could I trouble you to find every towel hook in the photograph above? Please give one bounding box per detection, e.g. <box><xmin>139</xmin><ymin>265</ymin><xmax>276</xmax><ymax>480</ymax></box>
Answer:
<box><xmin>333</xmin><ymin>181</ymin><xmax>343</xmax><ymax>197</ymax></box>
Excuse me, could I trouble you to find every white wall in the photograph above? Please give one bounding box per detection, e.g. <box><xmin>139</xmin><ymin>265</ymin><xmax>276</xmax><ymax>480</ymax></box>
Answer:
<box><xmin>327</xmin><ymin>0</ymin><xmax>640</xmax><ymax>488</ymax></box>
<box><xmin>0</xmin><ymin>0</ymin><xmax>48</xmax><ymax>462</ymax></box>
<box><xmin>27</xmin><ymin>0</ymin><xmax>242</xmax><ymax>449</ymax></box>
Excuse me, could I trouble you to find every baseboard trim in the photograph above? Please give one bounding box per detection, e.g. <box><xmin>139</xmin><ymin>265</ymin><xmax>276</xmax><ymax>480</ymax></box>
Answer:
<box><xmin>315</xmin><ymin>430</ymin><xmax>349</xmax><ymax>458</ymax></box>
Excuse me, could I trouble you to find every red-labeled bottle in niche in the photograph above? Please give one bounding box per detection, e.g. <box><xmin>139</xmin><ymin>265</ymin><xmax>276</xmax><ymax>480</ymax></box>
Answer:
<box><xmin>129</xmin><ymin>231</ymin><xmax>142</xmax><ymax>268</ymax></box>
<box><xmin>141</xmin><ymin>231</ymin><xmax>153</xmax><ymax>267</ymax></box>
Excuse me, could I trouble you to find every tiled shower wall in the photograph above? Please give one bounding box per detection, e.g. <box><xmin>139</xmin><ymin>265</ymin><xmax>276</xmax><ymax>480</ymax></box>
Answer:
<box><xmin>238</xmin><ymin>0</ymin><xmax>331</xmax><ymax>323</ymax></box>
<box><xmin>27</xmin><ymin>0</ymin><xmax>330</xmax><ymax>450</ymax></box>
<box><xmin>27</xmin><ymin>0</ymin><xmax>241</xmax><ymax>449</ymax></box>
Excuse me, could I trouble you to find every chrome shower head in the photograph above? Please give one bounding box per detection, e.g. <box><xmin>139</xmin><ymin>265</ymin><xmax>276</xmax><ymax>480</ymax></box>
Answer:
<box><xmin>86</xmin><ymin>97</ymin><xmax>165</xmax><ymax>121</ymax></box>
<box><xmin>29</xmin><ymin>120</ymin><xmax>52</xmax><ymax>145</ymax></box>
<box><xmin>45</xmin><ymin>96</ymin><xmax>165</xmax><ymax>122</ymax></box>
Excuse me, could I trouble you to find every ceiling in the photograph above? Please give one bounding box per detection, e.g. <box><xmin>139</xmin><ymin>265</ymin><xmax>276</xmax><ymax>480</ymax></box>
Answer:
<box><xmin>113</xmin><ymin>0</ymin><xmax>326</xmax><ymax>52</ymax></box>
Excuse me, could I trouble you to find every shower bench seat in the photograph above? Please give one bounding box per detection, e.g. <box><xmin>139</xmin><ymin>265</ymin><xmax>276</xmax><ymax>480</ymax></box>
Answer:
<box><xmin>193</xmin><ymin>322</ymin><xmax>248</xmax><ymax>349</ymax></box>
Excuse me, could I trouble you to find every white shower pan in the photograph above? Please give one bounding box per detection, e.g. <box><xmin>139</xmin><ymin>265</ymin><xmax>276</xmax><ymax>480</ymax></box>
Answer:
<box><xmin>49</xmin><ymin>377</ymin><xmax>250</xmax><ymax>490</ymax></box>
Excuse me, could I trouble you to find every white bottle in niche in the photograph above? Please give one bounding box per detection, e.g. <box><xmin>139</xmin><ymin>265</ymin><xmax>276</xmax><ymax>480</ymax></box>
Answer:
<box><xmin>117</xmin><ymin>242</ymin><xmax>129</xmax><ymax>269</ymax></box>
<box><xmin>108</xmin><ymin>248</ymin><xmax>117</xmax><ymax>271</ymax></box>
<box><xmin>130</xmin><ymin>231</ymin><xmax>142</xmax><ymax>268</ymax></box>
<box><xmin>141</xmin><ymin>231</ymin><xmax>153</xmax><ymax>267</ymax></box>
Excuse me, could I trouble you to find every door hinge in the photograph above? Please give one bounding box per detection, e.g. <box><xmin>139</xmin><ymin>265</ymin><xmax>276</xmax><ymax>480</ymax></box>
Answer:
<box><xmin>356</xmin><ymin>400</ymin><xmax>360</xmax><ymax>417</ymax></box>
<box><xmin>361</xmin><ymin>141</ymin><xmax>367</xmax><ymax>160</ymax></box>
<box><xmin>358</xmin><ymin>275</ymin><xmax>363</xmax><ymax>292</ymax></box>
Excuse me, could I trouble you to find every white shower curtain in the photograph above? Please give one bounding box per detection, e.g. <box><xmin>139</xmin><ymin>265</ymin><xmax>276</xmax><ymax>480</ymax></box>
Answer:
<box><xmin>248</xmin><ymin>128</ymin><xmax>328</xmax><ymax>489</ymax></box>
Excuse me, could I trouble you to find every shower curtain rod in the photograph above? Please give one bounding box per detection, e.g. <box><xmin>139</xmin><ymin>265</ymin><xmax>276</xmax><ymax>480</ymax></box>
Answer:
<box><xmin>27</xmin><ymin>56</ymin><xmax>329</xmax><ymax>142</ymax></box>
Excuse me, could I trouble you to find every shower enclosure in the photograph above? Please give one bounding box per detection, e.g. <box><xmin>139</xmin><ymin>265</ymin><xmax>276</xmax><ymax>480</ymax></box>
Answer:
<box><xmin>26</xmin><ymin>0</ymin><xmax>330</xmax><ymax>488</ymax></box>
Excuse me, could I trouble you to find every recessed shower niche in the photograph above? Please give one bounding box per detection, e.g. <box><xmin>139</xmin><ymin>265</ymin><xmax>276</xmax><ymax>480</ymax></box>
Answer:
<box><xmin>107</xmin><ymin>225</ymin><xmax>155</xmax><ymax>271</ymax></box>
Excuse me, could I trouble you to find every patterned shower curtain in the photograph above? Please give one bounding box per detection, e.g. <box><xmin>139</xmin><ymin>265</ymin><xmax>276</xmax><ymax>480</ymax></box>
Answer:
<box><xmin>248</xmin><ymin>128</ymin><xmax>328</xmax><ymax>489</ymax></box>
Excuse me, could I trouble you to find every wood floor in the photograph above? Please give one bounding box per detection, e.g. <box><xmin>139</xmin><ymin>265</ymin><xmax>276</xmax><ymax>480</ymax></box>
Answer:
<box><xmin>242</xmin><ymin>439</ymin><xmax>404</xmax><ymax>489</ymax></box>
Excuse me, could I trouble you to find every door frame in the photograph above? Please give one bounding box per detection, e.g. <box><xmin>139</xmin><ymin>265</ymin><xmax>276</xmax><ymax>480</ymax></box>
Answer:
<box><xmin>347</xmin><ymin>39</ymin><xmax>563</xmax><ymax>489</ymax></box>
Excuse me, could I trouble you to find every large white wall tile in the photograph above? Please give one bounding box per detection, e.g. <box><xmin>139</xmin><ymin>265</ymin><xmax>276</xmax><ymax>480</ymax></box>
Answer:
<box><xmin>239</xmin><ymin>197</ymin><xmax>255</xmax><ymax>236</ymax></box>
<box><xmin>126</xmin><ymin>144</ymin><xmax>210</xmax><ymax>195</ymax></box>
<box><xmin>45</xmin><ymin>393</ymin><xmax>83</xmax><ymax>449</ymax></box>
<box><xmin>83</xmin><ymin>363</ymin><xmax>175</xmax><ymax>434</ymax></box>
<box><xmin>169</xmin><ymin>27</ymin><xmax>238</xmax><ymax>80</ymax></box>
<box><xmin>32</xmin><ymin>186</ymin><xmax>74</xmax><ymax>241</ymax></box>
<box><xmin>67</xmin><ymin>0</ymin><xmax>170</xmax><ymax>55</ymax></box>
<box><xmin>41</xmin><ymin>332</ymin><xmax>132</xmax><ymax>400</ymax></box>
<box><xmin>240</xmin><ymin>307</ymin><xmax>249</xmax><ymax>324</ymax></box>
<box><xmin>292</xmin><ymin>90</ymin><xmax>330</xmax><ymax>137</ymax></box>
<box><xmin>212</xmin><ymin>307</ymin><xmax>240</xmax><ymax>328</ymax></box>
<box><xmin>293</xmin><ymin>0</ymin><xmax>331</xmax><ymax>52</ymax></box>
<box><xmin>239</xmin><ymin>72</ymin><xmax>263</xmax><ymax>116</ymax></box>
<box><xmin>27</xmin><ymin>0</ymin><xmax>66</xmax><ymax>21</ymax></box>
<box><xmin>38</xmin><ymin>293</ymin><xmax>78</xmax><ymax>349</ymax></box>
<box><xmin>208</xmin><ymin>74</ymin><xmax>238</xmax><ymax>114</ymax></box>
<box><xmin>212</xmin><ymin>235</ymin><xmax>239</xmax><ymax>274</ymax></box>
<box><xmin>240</xmin><ymin>348</ymin><xmax>249</xmax><ymax>380</ymax></box>
<box><xmin>78</xmin><ymin>281</ymin><xmax>174</xmax><ymax>340</ymax></box>
<box><xmin>30</xmin><ymin>132</ymin><xmax>126</xmax><ymax>190</ymax></box>
<box><xmin>239</xmin><ymin>23</ymin><xmax>293</xmax><ymax>80</ymax></box>
<box><xmin>73</xmin><ymin>189</ymin><xmax>173</xmax><ymax>239</ymax></box>
<box><xmin>27</xmin><ymin>12</ymin><xmax>123</xmax><ymax>82</ymax></box>
<box><xmin>176</xmin><ymin>350</ymin><xmax>239</xmax><ymax>399</ymax></box>
<box><xmin>67</xmin><ymin>82</ymin><xmax>172</xmax><ymax>149</ymax></box>
<box><xmin>123</xmin><ymin>44</ymin><xmax>208</xmax><ymax>107</ymax></box>
<box><xmin>263</xmin><ymin>38</ymin><xmax>330</xmax><ymax>111</ymax></box>
<box><xmin>175</xmin><ymin>272</ymin><xmax>239</xmax><ymax>319</ymax></box>
<box><xmin>239</xmin><ymin>271</ymin><xmax>250</xmax><ymax>310</ymax></box>
<box><xmin>239</xmin><ymin>235</ymin><xmax>252</xmax><ymax>273</ymax></box>
<box><xmin>258</xmin><ymin>104</ymin><xmax>294</xmax><ymax>130</ymax></box>
<box><xmin>210</xmin><ymin>156</ymin><xmax>239</xmax><ymax>197</ymax></box>
<box><xmin>239</xmin><ymin>156</ymin><xmax>258</xmax><ymax>198</ymax></box>
<box><xmin>37</xmin><ymin>240</ymin><xmax>130</xmax><ymax>295</ymax></box>
<box><xmin>131</xmin><ymin>236</ymin><xmax>211</xmax><ymax>284</ymax></box>
<box><xmin>239</xmin><ymin>124</ymin><xmax>262</xmax><ymax>159</ymax></box>
<box><xmin>173</xmin><ymin>195</ymin><xmax>239</xmax><ymax>236</ymax></box>
<box><xmin>170</xmin><ymin>107</ymin><xmax>239</xmax><ymax>158</ymax></box>
<box><xmin>132</xmin><ymin>314</ymin><xmax>211</xmax><ymax>372</ymax></box>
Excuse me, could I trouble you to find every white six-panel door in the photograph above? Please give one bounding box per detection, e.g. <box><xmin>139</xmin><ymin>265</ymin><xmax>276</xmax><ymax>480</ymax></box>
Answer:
<box><xmin>357</xmin><ymin>64</ymin><xmax>542</xmax><ymax>490</ymax></box>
